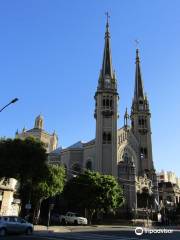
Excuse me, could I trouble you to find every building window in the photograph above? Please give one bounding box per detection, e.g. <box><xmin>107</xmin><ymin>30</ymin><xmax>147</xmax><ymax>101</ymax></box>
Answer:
<box><xmin>102</xmin><ymin>95</ymin><xmax>113</xmax><ymax>109</ymax></box>
<box><xmin>72</xmin><ymin>163</ymin><xmax>81</xmax><ymax>175</ymax></box>
<box><xmin>63</xmin><ymin>164</ymin><xmax>67</xmax><ymax>175</ymax></box>
<box><xmin>141</xmin><ymin>147</ymin><xmax>148</xmax><ymax>158</ymax></box>
<box><xmin>86</xmin><ymin>161</ymin><xmax>92</xmax><ymax>170</ymax></box>
<box><xmin>103</xmin><ymin>132</ymin><xmax>111</xmax><ymax>144</ymax></box>
<box><xmin>138</xmin><ymin>116</ymin><xmax>147</xmax><ymax>128</ymax></box>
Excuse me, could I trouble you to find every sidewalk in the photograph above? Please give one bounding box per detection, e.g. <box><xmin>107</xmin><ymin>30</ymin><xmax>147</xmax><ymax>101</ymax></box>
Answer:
<box><xmin>34</xmin><ymin>224</ymin><xmax>136</xmax><ymax>234</ymax></box>
<box><xmin>34</xmin><ymin>225</ymin><xmax>72</xmax><ymax>233</ymax></box>
<box><xmin>34</xmin><ymin>224</ymin><xmax>180</xmax><ymax>234</ymax></box>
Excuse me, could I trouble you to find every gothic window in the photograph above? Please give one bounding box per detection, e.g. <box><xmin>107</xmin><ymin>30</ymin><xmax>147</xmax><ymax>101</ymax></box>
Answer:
<box><xmin>110</xmin><ymin>99</ymin><xmax>113</xmax><ymax>107</ymax></box>
<box><xmin>72</xmin><ymin>163</ymin><xmax>81</xmax><ymax>174</ymax></box>
<box><xmin>138</xmin><ymin>116</ymin><xmax>147</xmax><ymax>128</ymax></box>
<box><xmin>103</xmin><ymin>132</ymin><xmax>106</xmax><ymax>144</ymax></box>
<box><xmin>103</xmin><ymin>132</ymin><xmax>111</xmax><ymax>144</ymax></box>
<box><xmin>140</xmin><ymin>147</ymin><xmax>148</xmax><ymax>158</ymax></box>
<box><xmin>86</xmin><ymin>161</ymin><xmax>92</xmax><ymax>170</ymax></box>
<box><xmin>106</xmin><ymin>99</ymin><xmax>109</xmax><ymax>107</ymax></box>
<box><xmin>102</xmin><ymin>95</ymin><xmax>113</xmax><ymax>109</ymax></box>
<box><xmin>107</xmin><ymin>133</ymin><xmax>111</xmax><ymax>142</ymax></box>
<box><xmin>123</xmin><ymin>152</ymin><xmax>129</xmax><ymax>162</ymax></box>
<box><xmin>132</xmin><ymin>120</ymin><xmax>134</xmax><ymax>128</ymax></box>
<box><xmin>139</xmin><ymin>100</ymin><xmax>144</xmax><ymax>110</ymax></box>
<box><xmin>103</xmin><ymin>99</ymin><xmax>106</xmax><ymax>106</ymax></box>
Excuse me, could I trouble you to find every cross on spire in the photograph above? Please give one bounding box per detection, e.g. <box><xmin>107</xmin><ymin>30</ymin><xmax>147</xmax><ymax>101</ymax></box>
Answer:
<box><xmin>105</xmin><ymin>12</ymin><xmax>110</xmax><ymax>25</ymax></box>
<box><xmin>135</xmin><ymin>39</ymin><xmax>140</xmax><ymax>48</ymax></box>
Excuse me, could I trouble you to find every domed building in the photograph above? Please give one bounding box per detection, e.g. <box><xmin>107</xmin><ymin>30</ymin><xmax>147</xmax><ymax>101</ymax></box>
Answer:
<box><xmin>16</xmin><ymin>115</ymin><xmax>58</xmax><ymax>153</ymax></box>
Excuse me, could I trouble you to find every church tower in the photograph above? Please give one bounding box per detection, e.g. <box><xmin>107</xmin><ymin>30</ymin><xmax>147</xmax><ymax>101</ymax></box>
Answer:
<box><xmin>131</xmin><ymin>49</ymin><xmax>154</xmax><ymax>176</ymax></box>
<box><xmin>34</xmin><ymin>115</ymin><xmax>44</xmax><ymax>129</ymax></box>
<box><xmin>94</xmin><ymin>16</ymin><xmax>119</xmax><ymax>177</ymax></box>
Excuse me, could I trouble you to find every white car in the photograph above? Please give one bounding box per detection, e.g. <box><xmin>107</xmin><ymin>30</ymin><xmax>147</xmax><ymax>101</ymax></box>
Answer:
<box><xmin>0</xmin><ymin>216</ymin><xmax>33</xmax><ymax>237</ymax></box>
<box><xmin>60</xmin><ymin>212</ymin><xmax>88</xmax><ymax>225</ymax></box>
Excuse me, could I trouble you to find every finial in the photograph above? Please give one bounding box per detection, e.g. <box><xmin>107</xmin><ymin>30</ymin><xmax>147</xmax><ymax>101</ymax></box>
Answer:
<box><xmin>124</xmin><ymin>107</ymin><xmax>129</xmax><ymax>127</ymax></box>
<box><xmin>135</xmin><ymin>39</ymin><xmax>139</xmax><ymax>48</ymax></box>
<box><xmin>105</xmin><ymin>12</ymin><xmax>110</xmax><ymax>38</ymax></box>
<box><xmin>134</xmin><ymin>40</ymin><xmax>140</xmax><ymax>63</ymax></box>
<box><xmin>105</xmin><ymin>12</ymin><xmax>110</xmax><ymax>26</ymax></box>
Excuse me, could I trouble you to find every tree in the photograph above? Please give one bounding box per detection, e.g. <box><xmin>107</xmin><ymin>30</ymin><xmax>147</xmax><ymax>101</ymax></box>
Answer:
<box><xmin>63</xmin><ymin>170</ymin><xmax>124</xmax><ymax>223</ymax></box>
<box><xmin>0</xmin><ymin>138</ymin><xmax>65</xmax><ymax>221</ymax></box>
<box><xmin>0</xmin><ymin>138</ymin><xmax>48</xmax><ymax>182</ymax></box>
<box><xmin>32</xmin><ymin>164</ymin><xmax>65</xmax><ymax>223</ymax></box>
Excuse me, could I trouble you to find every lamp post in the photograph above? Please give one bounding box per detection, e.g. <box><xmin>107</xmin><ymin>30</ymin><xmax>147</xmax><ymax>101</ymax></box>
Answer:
<box><xmin>0</xmin><ymin>98</ymin><xmax>19</xmax><ymax>112</ymax></box>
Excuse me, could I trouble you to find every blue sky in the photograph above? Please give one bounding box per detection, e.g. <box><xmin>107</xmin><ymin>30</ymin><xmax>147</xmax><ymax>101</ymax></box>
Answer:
<box><xmin>0</xmin><ymin>1</ymin><xmax>180</xmax><ymax>175</ymax></box>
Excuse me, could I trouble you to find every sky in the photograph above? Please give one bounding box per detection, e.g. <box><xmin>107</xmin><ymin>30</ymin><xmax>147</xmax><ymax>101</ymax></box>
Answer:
<box><xmin>0</xmin><ymin>1</ymin><xmax>180</xmax><ymax>175</ymax></box>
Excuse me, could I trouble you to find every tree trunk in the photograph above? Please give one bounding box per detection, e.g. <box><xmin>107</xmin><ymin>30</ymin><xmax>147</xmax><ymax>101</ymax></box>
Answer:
<box><xmin>88</xmin><ymin>209</ymin><xmax>95</xmax><ymax>225</ymax></box>
<box><xmin>33</xmin><ymin>197</ymin><xmax>45</xmax><ymax>224</ymax></box>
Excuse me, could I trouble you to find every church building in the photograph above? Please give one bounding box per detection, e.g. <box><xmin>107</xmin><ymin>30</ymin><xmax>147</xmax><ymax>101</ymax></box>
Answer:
<box><xmin>49</xmin><ymin>18</ymin><xmax>158</xmax><ymax>212</ymax></box>
<box><xmin>16</xmin><ymin>115</ymin><xmax>58</xmax><ymax>153</ymax></box>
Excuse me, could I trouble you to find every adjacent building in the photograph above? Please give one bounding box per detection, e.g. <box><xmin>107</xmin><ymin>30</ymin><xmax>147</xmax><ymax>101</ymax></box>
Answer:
<box><xmin>0</xmin><ymin>178</ymin><xmax>20</xmax><ymax>216</ymax></box>
<box><xmin>16</xmin><ymin>115</ymin><xmax>58</xmax><ymax>153</ymax></box>
<box><xmin>157</xmin><ymin>171</ymin><xmax>180</xmax><ymax>206</ymax></box>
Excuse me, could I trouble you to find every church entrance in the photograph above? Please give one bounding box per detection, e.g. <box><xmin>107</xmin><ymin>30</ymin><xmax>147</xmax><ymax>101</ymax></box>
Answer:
<box><xmin>137</xmin><ymin>187</ymin><xmax>154</xmax><ymax>208</ymax></box>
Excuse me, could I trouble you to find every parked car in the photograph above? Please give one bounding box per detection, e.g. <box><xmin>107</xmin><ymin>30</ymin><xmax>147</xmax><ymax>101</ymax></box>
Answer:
<box><xmin>60</xmin><ymin>212</ymin><xmax>87</xmax><ymax>225</ymax></box>
<box><xmin>0</xmin><ymin>216</ymin><xmax>33</xmax><ymax>237</ymax></box>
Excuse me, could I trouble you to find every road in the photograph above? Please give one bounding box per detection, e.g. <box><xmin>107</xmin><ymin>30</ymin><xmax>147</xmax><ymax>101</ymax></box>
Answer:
<box><xmin>1</xmin><ymin>226</ymin><xmax>180</xmax><ymax>240</ymax></box>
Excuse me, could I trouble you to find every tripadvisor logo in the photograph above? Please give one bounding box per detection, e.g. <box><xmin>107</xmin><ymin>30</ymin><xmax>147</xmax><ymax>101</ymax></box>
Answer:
<box><xmin>135</xmin><ymin>227</ymin><xmax>143</xmax><ymax>236</ymax></box>
<box><xmin>135</xmin><ymin>227</ymin><xmax>173</xmax><ymax>235</ymax></box>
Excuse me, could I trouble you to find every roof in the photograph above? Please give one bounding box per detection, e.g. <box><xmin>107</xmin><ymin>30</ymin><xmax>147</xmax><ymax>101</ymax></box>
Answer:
<box><xmin>49</xmin><ymin>146</ymin><xmax>62</xmax><ymax>155</ymax></box>
<box><xmin>67</xmin><ymin>141</ymin><xmax>84</xmax><ymax>149</ymax></box>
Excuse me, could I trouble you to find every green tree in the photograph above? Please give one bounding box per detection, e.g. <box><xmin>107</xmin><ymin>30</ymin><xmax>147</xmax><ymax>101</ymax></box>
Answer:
<box><xmin>0</xmin><ymin>138</ymin><xmax>48</xmax><ymax>182</ymax></box>
<box><xmin>63</xmin><ymin>170</ymin><xmax>124</xmax><ymax>223</ymax></box>
<box><xmin>0</xmin><ymin>138</ymin><xmax>65</xmax><ymax>221</ymax></box>
<box><xmin>32</xmin><ymin>164</ymin><xmax>65</xmax><ymax>223</ymax></box>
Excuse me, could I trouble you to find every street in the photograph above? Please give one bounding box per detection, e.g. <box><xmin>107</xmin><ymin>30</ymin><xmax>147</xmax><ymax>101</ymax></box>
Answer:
<box><xmin>1</xmin><ymin>226</ymin><xmax>180</xmax><ymax>240</ymax></box>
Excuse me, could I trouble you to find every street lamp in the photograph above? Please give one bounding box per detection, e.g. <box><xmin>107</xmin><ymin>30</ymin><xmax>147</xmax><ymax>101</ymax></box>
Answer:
<box><xmin>0</xmin><ymin>98</ymin><xmax>19</xmax><ymax>112</ymax></box>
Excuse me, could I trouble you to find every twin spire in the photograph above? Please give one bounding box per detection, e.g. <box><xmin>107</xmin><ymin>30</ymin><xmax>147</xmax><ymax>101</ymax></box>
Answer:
<box><xmin>101</xmin><ymin>13</ymin><xmax>113</xmax><ymax>79</ymax></box>
<box><xmin>134</xmin><ymin>48</ymin><xmax>145</xmax><ymax>102</ymax></box>
<box><xmin>100</xmin><ymin>14</ymin><xmax>145</xmax><ymax>102</ymax></box>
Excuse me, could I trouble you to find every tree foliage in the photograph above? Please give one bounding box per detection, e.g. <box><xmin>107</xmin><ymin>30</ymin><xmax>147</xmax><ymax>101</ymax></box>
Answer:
<box><xmin>33</xmin><ymin>164</ymin><xmax>65</xmax><ymax>200</ymax></box>
<box><xmin>0</xmin><ymin>138</ymin><xmax>65</xmax><ymax>221</ymax></box>
<box><xmin>63</xmin><ymin>170</ymin><xmax>124</xmax><ymax>222</ymax></box>
<box><xmin>32</xmin><ymin>164</ymin><xmax>65</xmax><ymax>223</ymax></box>
<box><xmin>0</xmin><ymin>138</ymin><xmax>48</xmax><ymax>182</ymax></box>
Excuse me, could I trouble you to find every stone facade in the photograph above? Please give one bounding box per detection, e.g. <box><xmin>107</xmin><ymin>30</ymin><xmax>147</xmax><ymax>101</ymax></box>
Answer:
<box><xmin>49</xmin><ymin>19</ymin><xmax>158</xmax><ymax>212</ymax></box>
<box><xmin>16</xmin><ymin>115</ymin><xmax>58</xmax><ymax>153</ymax></box>
<box><xmin>0</xmin><ymin>178</ymin><xmax>20</xmax><ymax>216</ymax></box>
<box><xmin>157</xmin><ymin>170</ymin><xmax>180</xmax><ymax>188</ymax></box>
<box><xmin>157</xmin><ymin>171</ymin><xmax>180</xmax><ymax>206</ymax></box>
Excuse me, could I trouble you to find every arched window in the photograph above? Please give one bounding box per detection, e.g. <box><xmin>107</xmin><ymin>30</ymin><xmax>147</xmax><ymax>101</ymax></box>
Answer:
<box><xmin>63</xmin><ymin>164</ymin><xmax>67</xmax><ymax>175</ymax></box>
<box><xmin>72</xmin><ymin>163</ymin><xmax>81</xmax><ymax>174</ymax></box>
<box><xmin>123</xmin><ymin>152</ymin><xmax>129</xmax><ymax>162</ymax></box>
<box><xmin>103</xmin><ymin>132</ymin><xmax>111</xmax><ymax>144</ymax></box>
<box><xmin>103</xmin><ymin>132</ymin><xmax>107</xmax><ymax>144</ymax></box>
<box><xmin>86</xmin><ymin>161</ymin><xmax>92</xmax><ymax>170</ymax></box>
<box><xmin>103</xmin><ymin>99</ymin><xmax>106</xmax><ymax>106</ymax></box>
<box><xmin>106</xmin><ymin>99</ymin><xmax>109</xmax><ymax>107</ymax></box>
<box><xmin>110</xmin><ymin>99</ymin><xmax>113</xmax><ymax>107</ymax></box>
<box><xmin>107</xmin><ymin>133</ymin><xmax>111</xmax><ymax>142</ymax></box>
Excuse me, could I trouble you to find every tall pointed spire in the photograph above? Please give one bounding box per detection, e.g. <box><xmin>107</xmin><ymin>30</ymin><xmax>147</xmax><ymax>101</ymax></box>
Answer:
<box><xmin>124</xmin><ymin>107</ymin><xmax>129</xmax><ymax>128</ymax></box>
<box><xmin>101</xmin><ymin>12</ymin><xmax>113</xmax><ymax>79</ymax></box>
<box><xmin>134</xmin><ymin>49</ymin><xmax>144</xmax><ymax>101</ymax></box>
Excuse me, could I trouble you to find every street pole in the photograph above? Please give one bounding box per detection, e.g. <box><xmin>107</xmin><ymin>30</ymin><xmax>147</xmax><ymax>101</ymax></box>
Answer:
<box><xmin>0</xmin><ymin>98</ymin><xmax>19</xmax><ymax>112</ymax></box>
